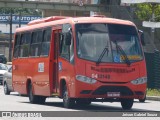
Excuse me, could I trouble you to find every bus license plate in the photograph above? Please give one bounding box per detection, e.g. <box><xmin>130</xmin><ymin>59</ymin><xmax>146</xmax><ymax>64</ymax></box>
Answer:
<box><xmin>107</xmin><ymin>92</ymin><xmax>120</xmax><ymax>97</ymax></box>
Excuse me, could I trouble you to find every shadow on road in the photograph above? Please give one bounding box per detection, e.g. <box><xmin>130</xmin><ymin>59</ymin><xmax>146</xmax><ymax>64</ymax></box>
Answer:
<box><xmin>19</xmin><ymin>101</ymin><xmax>155</xmax><ymax>112</ymax></box>
<box><xmin>4</xmin><ymin>91</ymin><xmax>153</xmax><ymax>112</ymax></box>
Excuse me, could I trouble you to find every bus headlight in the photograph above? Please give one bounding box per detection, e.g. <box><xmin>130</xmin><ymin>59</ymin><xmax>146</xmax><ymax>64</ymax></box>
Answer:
<box><xmin>131</xmin><ymin>77</ymin><xmax>147</xmax><ymax>85</ymax></box>
<box><xmin>76</xmin><ymin>75</ymin><xmax>97</xmax><ymax>84</ymax></box>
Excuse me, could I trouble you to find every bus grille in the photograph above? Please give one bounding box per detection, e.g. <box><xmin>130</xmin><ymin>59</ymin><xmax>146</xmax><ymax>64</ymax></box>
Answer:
<box><xmin>92</xmin><ymin>86</ymin><xmax>134</xmax><ymax>96</ymax></box>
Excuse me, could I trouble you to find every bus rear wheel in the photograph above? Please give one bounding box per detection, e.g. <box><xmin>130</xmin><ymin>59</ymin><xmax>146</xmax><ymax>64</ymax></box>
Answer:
<box><xmin>63</xmin><ymin>85</ymin><xmax>75</xmax><ymax>108</ymax></box>
<box><xmin>121</xmin><ymin>99</ymin><xmax>133</xmax><ymax>110</ymax></box>
<box><xmin>28</xmin><ymin>83</ymin><xmax>46</xmax><ymax>104</ymax></box>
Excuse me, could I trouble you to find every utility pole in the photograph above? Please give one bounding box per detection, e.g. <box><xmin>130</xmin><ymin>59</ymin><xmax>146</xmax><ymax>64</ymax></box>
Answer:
<box><xmin>151</xmin><ymin>4</ymin><xmax>156</xmax><ymax>43</ymax></box>
<box><xmin>19</xmin><ymin>11</ymin><xmax>21</xmax><ymax>27</ymax></box>
<box><xmin>9</xmin><ymin>9</ymin><xmax>12</xmax><ymax>62</ymax></box>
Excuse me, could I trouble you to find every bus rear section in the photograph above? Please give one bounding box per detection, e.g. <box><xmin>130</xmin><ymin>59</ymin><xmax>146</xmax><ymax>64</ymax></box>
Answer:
<box><xmin>12</xmin><ymin>16</ymin><xmax>147</xmax><ymax>110</ymax></box>
<box><xmin>12</xmin><ymin>26</ymin><xmax>52</xmax><ymax>104</ymax></box>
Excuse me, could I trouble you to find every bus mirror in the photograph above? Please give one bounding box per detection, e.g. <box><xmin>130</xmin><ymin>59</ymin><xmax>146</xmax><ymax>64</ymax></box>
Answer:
<box><xmin>141</xmin><ymin>33</ymin><xmax>145</xmax><ymax>46</ymax></box>
<box><xmin>64</xmin><ymin>32</ymin><xmax>71</xmax><ymax>45</ymax></box>
<box><xmin>138</xmin><ymin>30</ymin><xmax>145</xmax><ymax>46</ymax></box>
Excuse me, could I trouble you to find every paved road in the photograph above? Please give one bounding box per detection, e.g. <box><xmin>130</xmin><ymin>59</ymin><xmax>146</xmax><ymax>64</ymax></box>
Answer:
<box><xmin>0</xmin><ymin>85</ymin><xmax>160</xmax><ymax>120</ymax></box>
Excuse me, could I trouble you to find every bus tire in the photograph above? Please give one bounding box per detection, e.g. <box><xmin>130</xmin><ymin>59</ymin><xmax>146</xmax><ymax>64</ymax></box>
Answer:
<box><xmin>63</xmin><ymin>85</ymin><xmax>75</xmax><ymax>108</ymax></box>
<box><xmin>139</xmin><ymin>95</ymin><xmax>146</xmax><ymax>102</ymax></box>
<box><xmin>37</xmin><ymin>96</ymin><xmax>46</xmax><ymax>104</ymax></box>
<box><xmin>121</xmin><ymin>99</ymin><xmax>133</xmax><ymax>110</ymax></box>
<box><xmin>4</xmin><ymin>82</ymin><xmax>10</xmax><ymax>95</ymax></box>
<box><xmin>76</xmin><ymin>99</ymin><xmax>91</xmax><ymax>106</ymax></box>
<box><xmin>28</xmin><ymin>83</ymin><xmax>39</xmax><ymax>104</ymax></box>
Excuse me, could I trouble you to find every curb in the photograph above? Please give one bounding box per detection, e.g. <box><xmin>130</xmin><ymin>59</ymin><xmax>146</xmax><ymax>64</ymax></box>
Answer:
<box><xmin>146</xmin><ymin>96</ymin><xmax>160</xmax><ymax>101</ymax></box>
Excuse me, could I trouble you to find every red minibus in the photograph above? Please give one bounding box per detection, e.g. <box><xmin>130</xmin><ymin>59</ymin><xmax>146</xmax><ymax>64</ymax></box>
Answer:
<box><xmin>12</xmin><ymin>16</ymin><xmax>147</xmax><ymax>109</ymax></box>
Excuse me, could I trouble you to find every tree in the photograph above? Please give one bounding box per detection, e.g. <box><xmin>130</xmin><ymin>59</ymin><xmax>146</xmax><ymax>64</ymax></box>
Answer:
<box><xmin>135</xmin><ymin>3</ymin><xmax>160</xmax><ymax>22</ymax></box>
<box><xmin>0</xmin><ymin>8</ymin><xmax>42</xmax><ymax>16</ymax></box>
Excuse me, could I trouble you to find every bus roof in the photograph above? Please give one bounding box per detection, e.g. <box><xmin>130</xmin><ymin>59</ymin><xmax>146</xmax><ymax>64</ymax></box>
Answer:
<box><xmin>72</xmin><ymin>16</ymin><xmax>134</xmax><ymax>26</ymax></box>
<box><xmin>15</xmin><ymin>16</ymin><xmax>135</xmax><ymax>33</ymax></box>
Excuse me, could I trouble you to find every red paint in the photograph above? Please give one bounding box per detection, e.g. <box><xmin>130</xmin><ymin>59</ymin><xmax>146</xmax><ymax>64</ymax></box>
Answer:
<box><xmin>12</xmin><ymin>16</ymin><xmax>147</xmax><ymax>101</ymax></box>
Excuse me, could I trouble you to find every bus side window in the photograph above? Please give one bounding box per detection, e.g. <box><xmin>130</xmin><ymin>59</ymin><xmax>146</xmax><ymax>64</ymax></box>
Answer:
<box><xmin>40</xmin><ymin>29</ymin><xmax>51</xmax><ymax>56</ymax></box>
<box><xmin>30</xmin><ymin>30</ymin><xmax>42</xmax><ymax>57</ymax></box>
<box><xmin>13</xmin><ymin>34</ymin><xmax>21</xmax><ymax>58</ymax></box>
<box><xmin>19</xmin><ymin>32</ymin><xmax>31</xmax><ymax>57</ymax></box>
<box><xmin>19</xmin><ymin>34</ymin><xmax>25</xmax><ymax>57</ymax></box>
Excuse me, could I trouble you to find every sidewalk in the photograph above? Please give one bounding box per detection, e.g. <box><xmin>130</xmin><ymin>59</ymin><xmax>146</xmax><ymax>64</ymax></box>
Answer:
<box><xmin>146</xmin><ymin>96</ymin><xmax>160</xmax><ymax>101</ymax></box>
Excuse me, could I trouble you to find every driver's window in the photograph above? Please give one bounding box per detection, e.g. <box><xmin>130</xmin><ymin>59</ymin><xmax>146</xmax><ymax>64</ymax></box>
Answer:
<box><xmin>60</xmin><ymin>23</ymin><xmax>73</xmax><ymax>62</ymax></box>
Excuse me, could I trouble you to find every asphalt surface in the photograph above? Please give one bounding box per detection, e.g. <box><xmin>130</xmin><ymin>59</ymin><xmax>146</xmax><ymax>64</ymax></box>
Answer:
<box><xmin>0</xmin><ymin>85</ymin><xmax>160</xmax><ymax>120</ymax></box>
<box><xmin>0</xmin><ymin>85</ymin><xmax>159</xmax><ymax>111</ymax></box>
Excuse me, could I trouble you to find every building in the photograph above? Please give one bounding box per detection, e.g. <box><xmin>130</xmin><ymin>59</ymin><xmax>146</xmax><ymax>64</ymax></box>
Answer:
<box><xmin>33</xmin><ymin>0</ymin><xmax>99</xmax><ymax>17</ymax></box>
<box><xmin>0</xmin><ymin>0</ymin><xmax>42</xmax><ymax>59</ymax></box>
<box><xmin>0</xmin><ymin>15</ymin><xmax>41</xmax><ymax>34</ymax></box>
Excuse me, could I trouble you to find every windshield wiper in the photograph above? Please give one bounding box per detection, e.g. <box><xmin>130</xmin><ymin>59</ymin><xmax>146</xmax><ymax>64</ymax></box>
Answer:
<box><xmin>96</xmin><ymin>46</ymin><xmax>109</xmax><ymax>65</ymax></box>
<box><xmin>114</xmin><ymin>41</ymin><xmax>131</xmax><ymax>66</ymax></box>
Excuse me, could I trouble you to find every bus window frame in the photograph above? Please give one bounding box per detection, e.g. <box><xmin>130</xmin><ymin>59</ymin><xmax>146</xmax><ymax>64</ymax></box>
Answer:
<box><xmin>29</xmin><ymin>30</ymin><xmax>40</xmax><ymax>57</ymax></box>
<box><xmin>40</xmin><ymin>28</ymin><xmax>52</xmax><ymax>57</ymax></box>
<box><xmin>19</xmin><ymin>32</ymin><xmax>31</xmax><ymax>58</ymax></box>
<box><xmin>59</xmin><ymin>23</ymin><xmax>74</xmax><ymax>63</ymax></box>
<box><xmin>13</xmin><ymin>33</ymin><xmax>21</xmax><ymax>59</ymax></box>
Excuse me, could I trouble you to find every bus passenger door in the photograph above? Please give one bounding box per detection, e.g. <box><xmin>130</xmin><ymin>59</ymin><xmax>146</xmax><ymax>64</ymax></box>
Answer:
<box><xmin>52</xmin><ymin>29</ymin><xmax>61</xmax><ymax>93</ymax></box>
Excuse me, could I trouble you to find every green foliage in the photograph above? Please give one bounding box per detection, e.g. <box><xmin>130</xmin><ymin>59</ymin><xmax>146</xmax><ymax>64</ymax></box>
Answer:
<box><xmin>147</xmin><ymin>89</ymin><xmax>160</xmax><ymax>96</ymax></box>
<box><xmin>0</xmin><ymin>8</ymin><xmax>42</xmax><ymax>16</ymax></box>
<box><xmin>135</xmin><ymin>3</ymin><xmax>160</xmax><ymax>22</ymax></box>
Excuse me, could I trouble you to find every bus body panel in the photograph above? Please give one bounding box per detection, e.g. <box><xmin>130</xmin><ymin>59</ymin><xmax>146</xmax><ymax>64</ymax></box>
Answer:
<box><xmin>68</xmin><ymin>59</ymin><xmax>146</xmax><ymax>99</ymax></box>
<box><xmin>73</xmin><ymin>81</ymin><xmax>146</xmax><ymax>99</ymax></box>
<box><xmin>13</xmin><ymin>57</ymin><xmax>51</xmax><ymax>96</ymax></box>
<box><xmin>12</xmin><ymin>16</ymin><xmax>147</xmax><ymax>106</ymax></box>
<box><xmin>85</xmin><ymin>64</ymin><xmax>139</xmax><ymax>82</ymax></box>
<box><xmin>58</xmin><ymin>58</ymin><xmax>76</xmax><ymax>97</ymax></box>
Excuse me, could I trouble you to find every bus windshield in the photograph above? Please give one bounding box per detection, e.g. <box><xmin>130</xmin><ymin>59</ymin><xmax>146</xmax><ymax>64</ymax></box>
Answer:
<box><xmin>76</xmin><ymin>23</ymin><xmax>143</xmax><ymax>63</ymax></box>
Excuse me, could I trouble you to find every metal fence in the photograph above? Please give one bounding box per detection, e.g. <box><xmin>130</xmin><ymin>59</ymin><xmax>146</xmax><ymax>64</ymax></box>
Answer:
<box><xmin>153</xmin><ymin>50</ymin><xmax>160</xmax><ymax>89</ymax></box>
<box><xmin>145</xmin><ymin>50</ymin><xmax>160</xmax><ymax>89</ymax></box>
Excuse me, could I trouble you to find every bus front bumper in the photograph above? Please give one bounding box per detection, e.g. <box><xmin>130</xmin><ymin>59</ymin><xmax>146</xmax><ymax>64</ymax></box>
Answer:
<box><xmin>72</xmin><ymin>81</ymin><xmax>147</xmax><ymax>100</ymax></box>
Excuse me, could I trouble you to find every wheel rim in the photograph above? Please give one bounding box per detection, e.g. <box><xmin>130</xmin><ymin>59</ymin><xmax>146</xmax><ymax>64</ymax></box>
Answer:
<box><xmin>63</xmin><ymin>90</ymin><xmax>69</xmax><ymax>104</ymax></box>
<box><xmin>4</xmin><ymin>84</ymin><xmax>7</xmax><ymax>94</ymax></box>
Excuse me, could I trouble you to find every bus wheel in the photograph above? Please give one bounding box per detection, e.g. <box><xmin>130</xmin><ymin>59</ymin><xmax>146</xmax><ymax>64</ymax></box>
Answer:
<box><xmin>38</xmin><ymin>96</ymin><xmax>46</xmax><ymax>104</ymax></box>
<box><xmin>139</xmin><ymin>94</ymin><xmax>146</xmax><ymax>103</ymax></box>
<box><xmin>76</xmin><ymin>99</ymin><xmax>91</xmax><ymax>106</ymax></box>
<box><xmin>28</xmin><ymin>83</ymin><xmax>39</xmax><ymax>104</ymax></box>
<box><xmin>4</xmin><ymin>83</ymin><xmax>10</xmax><ymax>95</ymax></box>
<box><xmin>63</xmin><ymin>85</ymin><xmax>75</xmax><ymax>108</ymax></box>
<box><xmin>121</xmin><ymin>99</ymin><xmax>133</xmax><ymax>110</ymax></box>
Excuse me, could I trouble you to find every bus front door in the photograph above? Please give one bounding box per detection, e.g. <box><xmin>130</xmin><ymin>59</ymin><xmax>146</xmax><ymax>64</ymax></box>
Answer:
<box><xmin>52</xmin><ymin>30</ymin><xmax>61</xmax><ymax>94</ymax></box>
